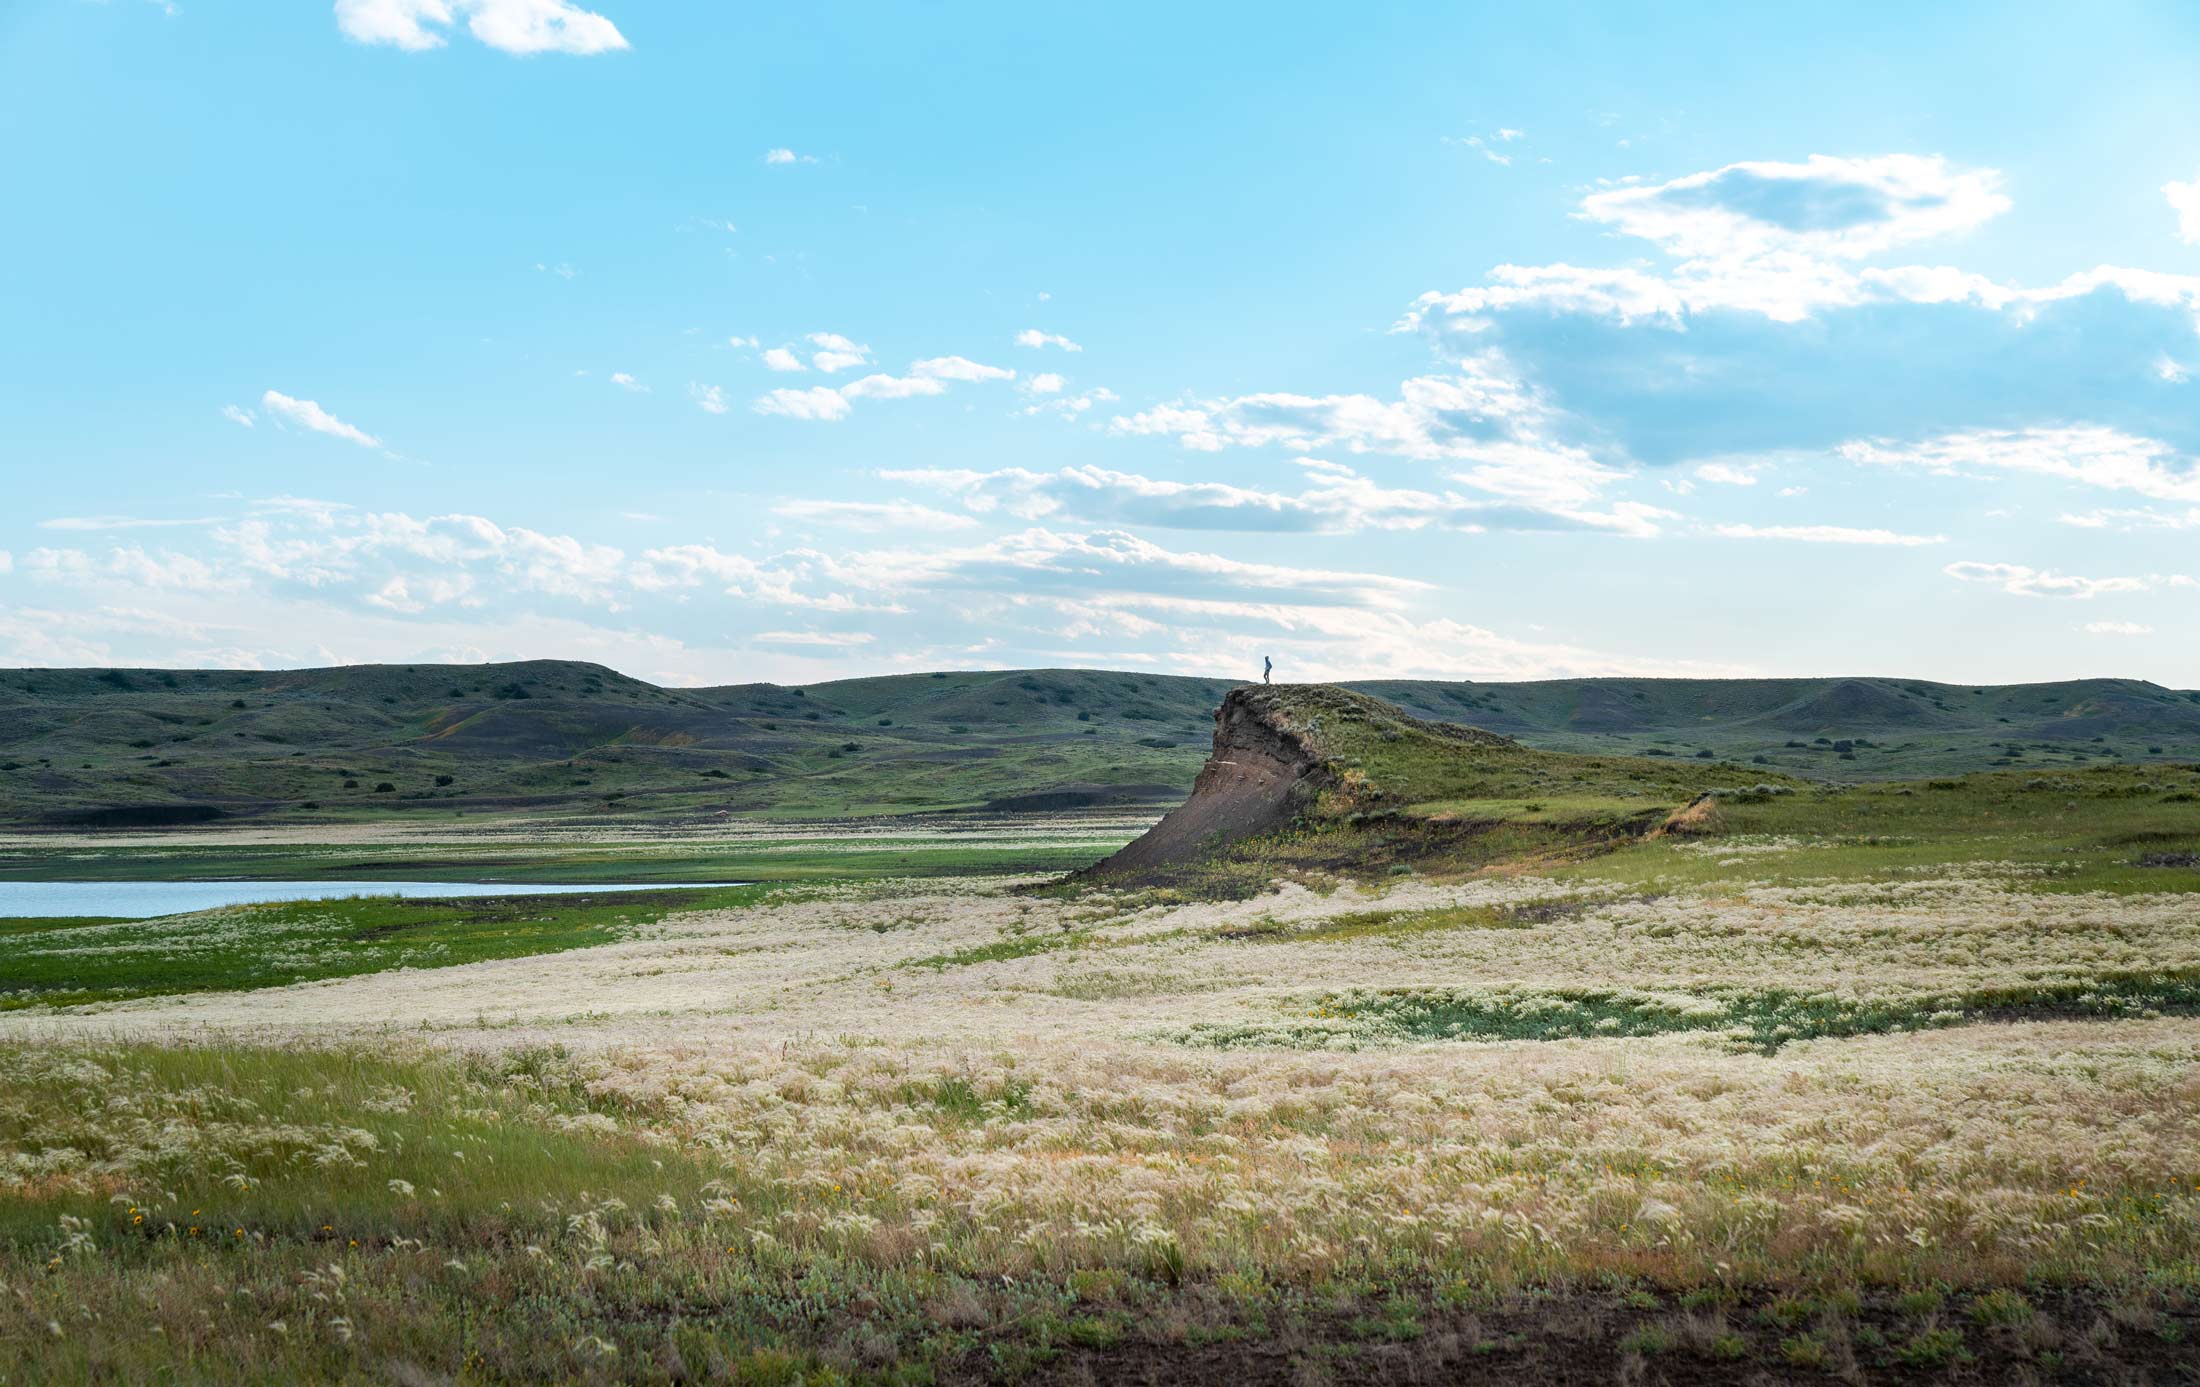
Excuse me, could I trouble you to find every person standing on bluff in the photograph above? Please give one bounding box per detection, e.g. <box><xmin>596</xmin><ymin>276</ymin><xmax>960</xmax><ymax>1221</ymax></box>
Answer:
<box><xmin>1262</xmin><ymin>656</ymin><xmax>1272</xmax><ymax>685</ymax></box>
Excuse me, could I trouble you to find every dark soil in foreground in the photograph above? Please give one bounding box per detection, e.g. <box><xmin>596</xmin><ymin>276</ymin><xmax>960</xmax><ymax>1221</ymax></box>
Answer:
<box><xmin>974</xmin><ymin>1288</ymin><xmax>2199</xmax><ymax>1385</ymax></box>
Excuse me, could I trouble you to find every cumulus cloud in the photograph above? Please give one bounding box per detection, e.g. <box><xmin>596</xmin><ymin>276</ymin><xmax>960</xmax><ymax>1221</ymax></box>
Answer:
<box><xmin>750</xmin><ymin>349</ymin><xmax>1017</xmax><ymax>420</ymax></box>
<box><xmin>911</xmin><ymin>355</ymin><xmax>1015</xmax><ymax>383</ymax></box>
<box><xmin>837</xmin><ymin>373</ymin><xmax>947</xmax><ymax>401</ymax></box>
<box><xmin>609</xmin><ymin>372</ymin><xmax>648</xmax><ymax>392</ymax></box>
<box><xmin>805</xmin><ymin>333</ymin><xmax>870</xmax><ymax>373</ymax></box>
<box><xmin>688</xmin><ymin>383</ymin><xmax>729</xmax><ymax>414</ymax></box>
<box><xmin>1399</xmin><ymin>153</ymin><xmax>2200</xmax><ymax>332</ymax></box>
<box><xmin>260</xmin><ymin>390</ymin><xmax>380</xmax><ymax>448</ymax></box>
<box><xmin>1842</xmin><ymin>426</ymin><xmax>2200</xmax><ymax>504</ymax></box>
<box><xmin>334</xmin><ymin>0</ymin><xmax>629</xmax><ymax>56</ymax></box>
<box><xmin>27</xmin><ymin>546</ymin><xmax>240</xmax><ymax>593</ymax></box>
<box><xmin>760</xmin><ymin>347</ymin><xmax>807</xmax><ymax>373</ymax></box>
<box><xmin>1105</xmin><ymin>352</ymin><xmax>1648</xmax><ymax>519</ymax></box>
<box><xmin>1711</xmin><ymin>523</ymin><xmax>1945</xmax><ymax>546</ymax></box>
<box><xmin>1014</xmin><ymin>329</ymin><xmax>1082</xmax><ymax>352</ymax></box>
<box><xmin>1943</xmin><ymin>560</ymin><xmax>2187</xmax><ymax>599</ymax></box>
<box><xmin>753</xmin><ymin>386</ymin><xmax>854</xmax><ymax>421</ymax></box>
<box><xmin>764</xmin><ymin>148</ymin><xmax>818</xmax><ymax>165</ymax></box>
<box><xmin>2167</xmin><ymin>174</ymin><xmax>2200</xmax><ymax>246</ymax></box>
<box><xmin>1019</xmin><ymin>384</ymin><xmax>1119</xmax><ymax>421</ymax></box>
<box><xmin>221</xmin><ymin>404</ymin><xmax>256</xmax><ymax>428</ymax></box>
<box><xmin>1581</xmin><ymin>154</ymin><xmax>2007</xmax><ymax>262</ymax></box>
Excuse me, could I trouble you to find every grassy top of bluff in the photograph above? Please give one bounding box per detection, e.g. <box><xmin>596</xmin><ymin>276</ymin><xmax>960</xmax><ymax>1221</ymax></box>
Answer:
<box><xmin>1</xmin><ymin>661</ymin><xmax>2197</xmax><ymax>828</ymax></box>
<box><xmin>1086</xmin><ymin>684</ymin><xmax>1800</xmax><ymax>886</ymax></box>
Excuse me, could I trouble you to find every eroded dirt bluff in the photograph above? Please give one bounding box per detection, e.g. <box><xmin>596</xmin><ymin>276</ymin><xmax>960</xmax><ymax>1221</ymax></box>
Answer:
<box><xmin>1088</xmin><ymin>684</ymin><xmax>1513</xmax><ymax>878</ymax></box>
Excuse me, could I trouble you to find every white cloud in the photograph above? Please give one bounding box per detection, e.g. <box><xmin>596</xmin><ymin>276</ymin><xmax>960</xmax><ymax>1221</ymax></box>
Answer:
<box><xmin>760</xmin><ymin>347</ymin><xmax>807</xmax><ymax>373</ymax></box>
<box><xmin>2058</xmin><ymin>506</ymin><xmax>2200</xmax><ymax>531</ymax></box>
<box><xmin>839</xmin><ymin>526</ymin><xmax>1432</xmax><ymax>611</ymax></box>
<box><xmin>1692</xmin><ymin>461</ymin><xmax>1759</xmax><ymax>486</ymax></box>
<box><xmin>40</xmin><ymin>515</ymin><xmax>215</xmax><ymax>532</ymax></box>
<box><xmin>334</xmin><ymin>0</ymin><xmax>629</xmax><ymax>56</ymax></box>
<box><xmin>1026</xmin><ymin>373</ymin><xmax>1065</xmax><ymax>395</ymax></box>
<box><xmin>609</xmin><ymin>371</ymin><xmax>648</xmax><ymax>392</ymax></box>
<box><xmin>27</xmin><ymin>546</ymin><xmax>240</xmax><ymax>593</ymax></box>
<box><xmin>1110</xmin><ymin>354</ymin><xmax>1544</xmax><ymax>460</ymax></box>
<box><xmin>753</xmin><ymin>630</ymin><xmax>874</xmax><ymax>647</ymax></box>
<box><xmin>805</xmin><ymin>332</ymin><xmax>870</xmax><ymax>373</ymax></box>
<box><xmin>260</xmin><ymin>389</ymin><xmax>380</xmax><ymax>448</ymax></box>
<box><xmin>1453</xmin><ymin>135</ymin><xmax>1512</xmax><ymax>166</ymax></box>
<box><xmin>2167</xmin><ymin>174</ymin><xmax>2200</xmax><ymax>246</ymax></box>
<box><xmin>1399</xmin><ymin>153</ymin><xmax>2200</xmax><ymax>332</ymax></box>
<box><xmin>910</xmin><ymin>355</ymin><xmax>1014</xmax><ymax>383</ymax></box>
<box><xmin>771</xmin><ymin>500</ymin><xmax>977</xmax><ymax>532</ymax></box>
<box><xmin>727</xmin><ymin>334</ymin><xmax>759</xmax><ymax>349</ymax></box>
<box><xmin>687</xmin><ymin>383</ymin><xmax>728</xmax><ymax>414</ymax></box>
<box><xmin>2085</xmin><ymin>620</ymin><xmax>2153</xmax><ymax>636</ymax></box>
<box><xmin>1019</xmin><ymin>384</ymin><xmax>1119</xmax><ymax>421</ymax></box>
<box><xmin>1014</xmin><ymin>329</ymin><xmax>1083</xmax><ymax>352</ymax></box>
<box><xmin>1711</xmin><ymin>523</ymin><xmax>1945</xmax><ymax>546</ymax></box>
<box><xmin>1580</xmin><ymin>154</ymin><xmax>2008</xmax><ymax>262</ymax></box>
<box><xmin>2157</xmin><ymin>355</ymin><xmax>2191</xmax><ymax>384</ymax></box>
<box><xmin>1943</xmin><ymin>560</ymin><xmax>2186</xmax><ymax>599</ymax></box>
<box><xmin>750</xmin><ymin>349</ymin><xmax>1019</xmax><ymax>420</ymax></box>
<box><xmin>838</xmin><ymin>373</ymin><xmax>947</xmax><ymax>401</ymax></box>
<box><xmin>764</xmin><ymin>148</ymin><xmax>817</xmax><ymax>166</ymax></box>
<box><xmin>885</xmin><ymin>459</ymin><xmax>1672</xmax><ymax>538</ymax></box>
<box><xmin>754</xmin><ymin>386</ymin><xmax>854</xmax><ymax>421</ymax></box>
<box><xmin>0</xmin><ymin>551</ymin><xmax>11</xmax><ymax>575</ymax></box>
<box><xmin>221</xmin><ymin>404</ymin><xmax>256</xmax><ymax>428</ymax></box>
<box><xmin>1106</xmin><ymin>352</ymin><xmax>1640</xmax><ymax>517</ymax></box>
<box><xmin>1842</xmin><ymin>426</ymin><xmax>2200</xmax><ymax>504</ymax></box>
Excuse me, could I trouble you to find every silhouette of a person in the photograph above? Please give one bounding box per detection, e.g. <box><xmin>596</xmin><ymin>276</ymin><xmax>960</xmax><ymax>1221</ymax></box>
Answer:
<box><xmin>1262</xmin><ymin>656</ymin><xmax>1273</xmax><ymax>685</ymax></box>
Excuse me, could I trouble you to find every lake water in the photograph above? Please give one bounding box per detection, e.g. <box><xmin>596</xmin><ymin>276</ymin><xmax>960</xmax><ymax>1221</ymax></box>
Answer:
<box><xmin>0</xmin><ymin>881</ymin><xmax>734</xmax><ymax>920</ymax></box>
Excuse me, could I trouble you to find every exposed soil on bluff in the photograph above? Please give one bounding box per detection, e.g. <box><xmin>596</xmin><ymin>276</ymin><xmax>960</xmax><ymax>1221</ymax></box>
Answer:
<box><xmin>1086</xmin><ymin>688</ymin><xmax>1329</xmax><ymax>880</ymax></box>
<box><xmin>1084</xmin><ymin>686</ymin><xmax>1524</xmax><ymax>883</ymax></box>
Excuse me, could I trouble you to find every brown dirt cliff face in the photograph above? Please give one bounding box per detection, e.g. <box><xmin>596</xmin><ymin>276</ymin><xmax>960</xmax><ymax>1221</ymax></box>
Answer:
<box><xmin>1088</xmin><ymin>686</ymin><xmax>1330</xmax><ymax>878</ymax></box>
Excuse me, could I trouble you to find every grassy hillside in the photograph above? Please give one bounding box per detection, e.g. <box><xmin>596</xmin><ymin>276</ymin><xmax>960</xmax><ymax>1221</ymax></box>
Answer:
<box><xmin>1358</xmin><ymin>674</ymin><xmax>2200</xmax><ymax>779</ymax></box>
<box><xmin>1</xmin><ymin>661</ymin><xmax>2196</xmax><ymax>827</ymax></box>
<box><xmin>0</xmin><ymin>662</ymin><xmax>1228</xmax><ymax>827</ymax></box>
<box><xmin>1087</xmin><ymin>684</ymin><xmax>1804</xmax><ymax>890</ymax></box>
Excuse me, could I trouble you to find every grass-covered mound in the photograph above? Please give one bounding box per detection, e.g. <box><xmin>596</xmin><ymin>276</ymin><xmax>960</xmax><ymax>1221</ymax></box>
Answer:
<box><xmin>1087</xmin><ymin>685</ymin><xmax>1787</xmax><ymax>890</ymax></box>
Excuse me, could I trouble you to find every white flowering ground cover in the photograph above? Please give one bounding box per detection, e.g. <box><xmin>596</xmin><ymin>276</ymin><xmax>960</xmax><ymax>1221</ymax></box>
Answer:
<box><xmin>3</xmin><ymin>814</ymin><xmax>2199</xmax><ymax>1382</ymax></box>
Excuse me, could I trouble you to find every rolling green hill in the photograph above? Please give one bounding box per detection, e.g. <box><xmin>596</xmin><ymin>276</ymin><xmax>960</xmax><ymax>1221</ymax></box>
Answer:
<box><xmin>0</xmin><ymin>661</ymin><xmax>2196</xmax><ymax>827</ymax></box>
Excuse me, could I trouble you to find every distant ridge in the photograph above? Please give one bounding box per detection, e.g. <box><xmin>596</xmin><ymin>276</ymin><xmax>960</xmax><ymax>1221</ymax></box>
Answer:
<box><xmin>1</xmin><ymin>662</ymin><xmax>2196</xmax><ymax>827</ymax></box>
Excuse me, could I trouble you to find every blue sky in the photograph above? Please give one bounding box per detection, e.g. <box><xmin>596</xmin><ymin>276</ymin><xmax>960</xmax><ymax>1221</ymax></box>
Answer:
<box><xmin>4</xmin><ymin>1</ymin><xmax>2199</xmax><ymax>686</ymax></box>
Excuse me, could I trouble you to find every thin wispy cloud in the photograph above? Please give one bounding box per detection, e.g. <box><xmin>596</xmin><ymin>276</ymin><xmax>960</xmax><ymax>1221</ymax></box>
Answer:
<box><xmin>259</xmin><ymin>390</ymin><xmax>380</xmax><ymax>448</ymax></box>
